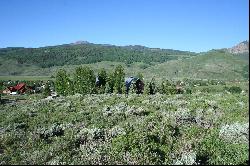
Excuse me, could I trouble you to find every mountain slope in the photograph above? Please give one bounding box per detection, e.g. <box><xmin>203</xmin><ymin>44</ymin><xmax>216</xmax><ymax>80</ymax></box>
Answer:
<box><xmin>143</xmin><ymin>50</ymin><xmax>249</xmax><ymax>81</ymax></box>
<box><xmin>0</xmin><ymin>43</ymin><xmax>196</xmax><ymax>68</ymax></box>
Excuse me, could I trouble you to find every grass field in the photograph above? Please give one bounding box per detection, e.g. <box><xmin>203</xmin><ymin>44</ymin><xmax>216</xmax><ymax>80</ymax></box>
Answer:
<box><xmin>0</xmin><ymin>84</ymin><xmax>249</xmax><ymax>164</ymax></box>
<box><xmin>0</xmin><ymin>76</ymin><xmax>53</xmax><ymax>81</ymax></box>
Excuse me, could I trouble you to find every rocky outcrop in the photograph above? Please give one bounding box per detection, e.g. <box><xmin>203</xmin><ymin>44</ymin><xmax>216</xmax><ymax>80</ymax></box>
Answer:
<box><xmin>228</xmin><ymin>40</ymin><xmax>249</xmax><ymax>54</ymax></box>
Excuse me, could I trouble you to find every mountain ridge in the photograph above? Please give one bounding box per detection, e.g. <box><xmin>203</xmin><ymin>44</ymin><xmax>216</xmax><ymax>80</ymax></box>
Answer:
<box><xmin>1</xmin><ymin>40</ymin><xmax>248</xmax><ymax>54</ymax></box>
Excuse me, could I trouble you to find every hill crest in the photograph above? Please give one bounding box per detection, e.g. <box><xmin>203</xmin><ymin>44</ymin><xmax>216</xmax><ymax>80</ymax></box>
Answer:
<box><xmin>228</xmin><ymin>40</ymin><xmax>249</xmax><ymax>54</ymax></box>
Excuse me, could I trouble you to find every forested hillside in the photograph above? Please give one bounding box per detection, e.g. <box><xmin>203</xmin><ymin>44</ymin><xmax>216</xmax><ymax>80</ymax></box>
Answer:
<box><xmin>0</xmin><ymin>43</ymin><xmax>196</xmax><ymax>68</ymax></box>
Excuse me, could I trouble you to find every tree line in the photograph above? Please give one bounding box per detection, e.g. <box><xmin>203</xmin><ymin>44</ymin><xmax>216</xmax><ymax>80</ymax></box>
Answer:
<box><xmin>54</xmin><ymin>65</ymin><xmax>188</xmax><ymax>96</ymax></box>
<box><xmin>55</xmin><ymin>65</ymin><xmax>125</xmax><ymax>96</ymax></box>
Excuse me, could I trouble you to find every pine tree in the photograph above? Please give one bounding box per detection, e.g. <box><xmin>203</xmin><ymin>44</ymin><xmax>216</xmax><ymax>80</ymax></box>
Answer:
<box><xmin>97</xmin><ymin>68</ymin><xmax>107</xmax><ymax>94</ymax></box>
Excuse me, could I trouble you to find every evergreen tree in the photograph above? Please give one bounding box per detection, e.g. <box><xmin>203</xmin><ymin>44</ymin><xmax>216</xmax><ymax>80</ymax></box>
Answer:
<box><xmin>148</xmin><ymin>77</ymin><xmax>157</xmax><ymax>95</ymax></box>
<box><xmin>73</xmin><ymin>66</ymin><xmax>95</xmax><ymax>95</ymax></box>
<box><xmin>98</xmin><ymin>68</ymin><xmax>107</xmax><ymax>87</ymax></box>
<box><xmin>106</xmin><ymin>72</ymin><xmax>115</xmax><ymax>93</ymax></box>
<box><xmin>97</xmin><ymin>68</ymin><xmax>107</xmax><ymax>94</ymax></box>
<box><xmin>113</xmin><ymin>65</ymin><xmax>125</xmax><ymax>94</ymax></box>
<box><xmin>55</xmin><ymin>69</ymin><xmax>71</xmax><ymax>96</ymax></box>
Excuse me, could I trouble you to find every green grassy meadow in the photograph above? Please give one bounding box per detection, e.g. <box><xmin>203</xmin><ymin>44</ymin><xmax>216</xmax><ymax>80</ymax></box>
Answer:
<box><xmin>0</xmin><ymin>85</ymin><xmax>249</xmax><ymax>165</ymax></box>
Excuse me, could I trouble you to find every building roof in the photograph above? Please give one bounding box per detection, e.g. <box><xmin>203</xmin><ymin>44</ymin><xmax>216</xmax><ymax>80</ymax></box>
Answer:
<box><xmin>6</xmin><ymin>83</ymin><xmax>26</xmax><ymax>93</ymax></box>
<box><xmin>14</xmin><ymin>83</ymin><xmax>26</xmax><ymax>91</ymax></box>
<box><xmin>125</xmin><ymin>77</ymin><xmax>140</xmax><ymax>88</ymax></box>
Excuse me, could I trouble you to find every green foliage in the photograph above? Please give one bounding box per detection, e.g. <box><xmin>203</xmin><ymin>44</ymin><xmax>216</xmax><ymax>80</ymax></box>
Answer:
<box><xmin>96</xmin><ymin>69</ymin><xmax>108</xmax><ymax>94</ymax></box>
<box><xmin>0</xmin><ymin>81</ymin><xmax>3</xmax><ymax>102</ymax></box>
<box><xmin>0</xmin><ymin>84</ymin><xmax>248</xmax><ymax>164</ymax></box>
<box><xmin>145</xmin><ymin>52</ymin><xmax>249</xmax><ymax>81</ymax></box>
<box><xmin>160</xmin><ymin>79</ymin><xmax>176</xmax><ymax>95</ymax></box>
<box><xmin>55</xmin><ymin>69</ymin><xmax>71</xmax><ymax>96</ymax></box>
<box><xmin>113</xmin><ymin>65</ymin><xmax>125</xmax><ymax>94</ymax></box>
<box><xmin>224</xmin><ymin>86</ymin><xmax>242</xmax><ymax>94</ymax></box>
<box><xmin>241</xmin><ymin>65</ymin><xmax>249</xmax><ymax>79</ymax></box>
<box><xmin>136</xmin><ymin>72</ymin><xmax>144</xmax><ymax>80</ymax></box>
<box><xmin>0</xmin><ymin>44</ymin><xmax>195</xmax><ymax>69</ymax></box>
<box><xmin>97</xmin><ymin>68</ymin><xmax>107</xmax><ymax>87</ymax></box>
<box><xmin>0</xmin><ymin>44</ymin><xmax>248</xmax><ymax>83</ymax></box>
<box><xmin>201</xmin><ymin>86</ymin><xmax>217</xmax><ymax>93</ymax></box>
<box><xmin>196</xmin><ymin>130</ymin><xmax>249</xmax><ymax>165</ymax></box>
<box><xmin>111</xmin><ymin>131</ymin><xmax>171</xmax><ymax>164</ymax></box>
<box><xmin>138</xmin><ymin>63</ymin><xmax>150</xmax><ymax>69</ymax></box>
<box><xmin>0</xmin><ymin>81</ymin><xmax>3</xmax><ymax>90</ymax></box>
<box><xmin>145</xmin><ymin>77</ymin><xmax>157</xmax><ymax>95</ymax></box>
<box><xmin>0</xmin><ymin>42</ymin><xmax>249</xmax><ymax>164</ymax></box>
<box><xmin>185</xmin><ymin>87</ymin><xmax>192</xmax><ymax>94</ymax></box>
<box><xmin>73</xmin><ymin>66</ymin><xmax>96</xmax><ymax>95</ymax></box>
<box><xmin>105</xmin><ymin>72</ymin><xmax>115</xmax><ymax>93</ymax></box>
<box><xmin>42</xmin><ymin>83</ymin><xmax>50</xmax><ymax>97</ymax></box>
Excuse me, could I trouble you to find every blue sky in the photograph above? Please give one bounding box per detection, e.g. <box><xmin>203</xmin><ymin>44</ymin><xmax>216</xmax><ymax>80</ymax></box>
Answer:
<box><xmin>0</xmin><ymin>0</ymin><xmax>248</xmax><ymax>52</ymax></box>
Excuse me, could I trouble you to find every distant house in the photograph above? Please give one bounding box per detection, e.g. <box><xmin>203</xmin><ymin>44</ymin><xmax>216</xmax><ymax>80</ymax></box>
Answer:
<box><xmin>2</xmin><ymin>83</ymin><xmax>27</xmax><ymax>95</ymax></box>
<box><xmin>125</xmin><ymin>76</ymin><xmax>144</xmax><ymax>94</ymax></box>
<box><xmin>95</xmin><ymin>76</ymin><xmax>100</xmax><ymax>87</ymax></box>
<box><xmin>26</xmin><ymin>85</ymin><xmax>37</xmax><ymax>93</ymax></box>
